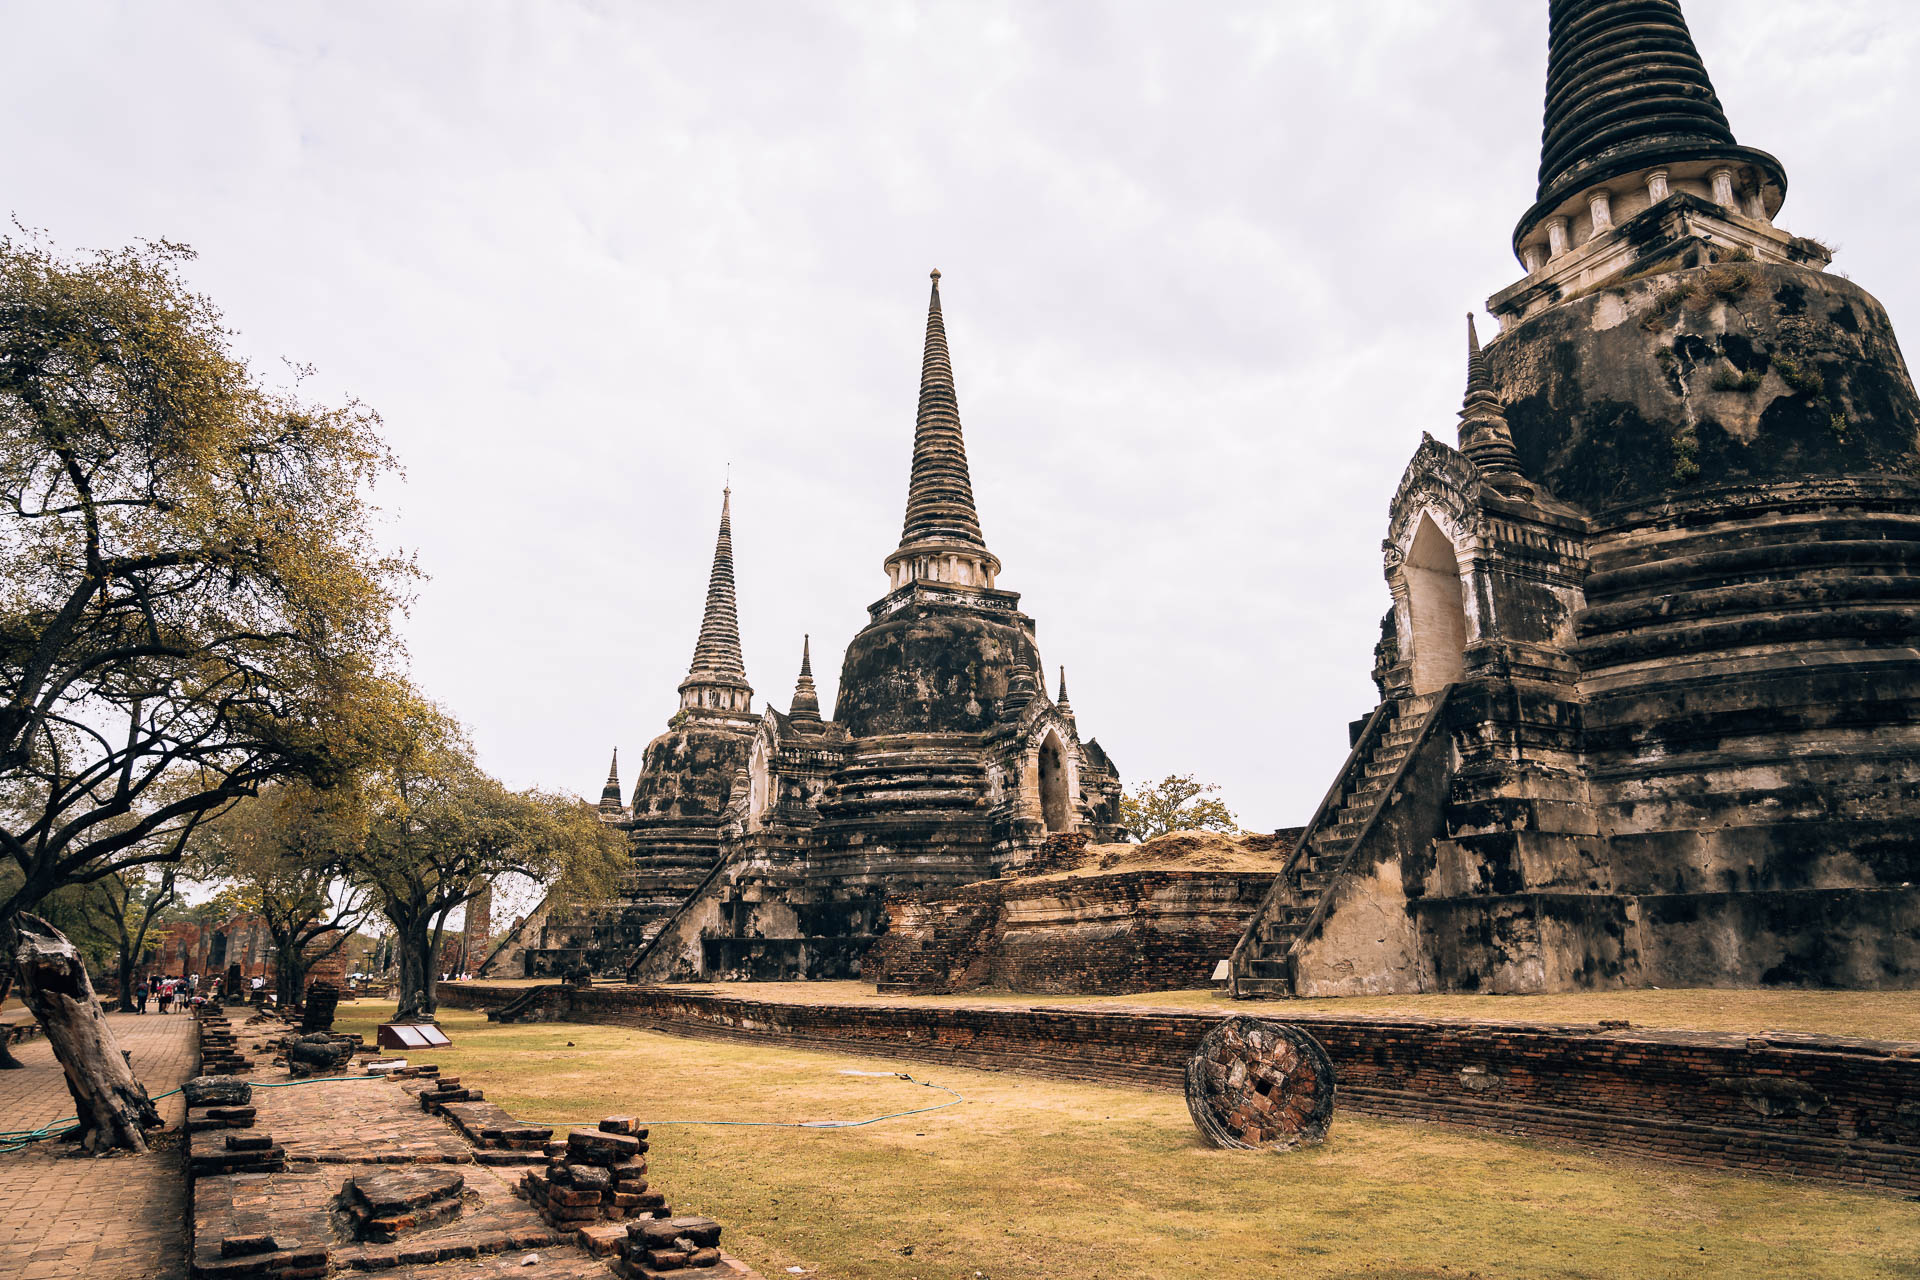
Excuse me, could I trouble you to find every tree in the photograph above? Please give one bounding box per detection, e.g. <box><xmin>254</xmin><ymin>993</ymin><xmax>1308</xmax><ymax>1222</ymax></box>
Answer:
<box><xmin>1119</xmin><ymin>773</ymin><xmax>1239</xmax><ymax>841</ymax></box>
<box><xmin>207</xmin><ymin>782</ymin><xmax>375</xmax><ymax>1008</ymax></box>
<box><xmin>0</xmin><ymin>234</ymin><xmax>409</xmax><ymax>1151</ymax></box>
<box><xmin>93</xmin><ymin>867</ymin><xmax>183</xmax><ymax>1009</ymax></box>
<box><xmin>351</xmin><ymin>698</ymin><xmax>623</xmax><ymax>1022</ymax></box>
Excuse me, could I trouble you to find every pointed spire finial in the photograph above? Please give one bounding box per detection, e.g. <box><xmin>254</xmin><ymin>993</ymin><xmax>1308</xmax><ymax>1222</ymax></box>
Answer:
<box><xmin>883</xmin><ymin>270</ymin><xmax>1002</xmax><ymax>591</ymax></box>
<box><xmin>787</xmin><ymin>634</ymin><xmax>822</xmax><ymax>724</ymax></box>
<box><xmin>599</xmin><ymin>748</ymin><xmax>623</xmax><ymax>810</ymax></box>
<box><xmin>1055</xmin><ymin>665</ymin><xmax>1073</xmax><ymax>716</ymax></box>
<box><xmin>1458</xmin><ymin>313</ymin><xmax>1524</xmax><ymax>479</ymax></box>
<box><xmin>679</xmin><ymin>483</ymin><xmax>754</xmax><ymax>713</ymax></box>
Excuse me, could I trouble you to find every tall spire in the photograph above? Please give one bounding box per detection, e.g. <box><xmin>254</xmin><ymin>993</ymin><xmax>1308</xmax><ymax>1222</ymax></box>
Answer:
<box><xmin>1514</xmin><ymin>0</ymin><xmax>1786</xmax><ymax>258</ymax></box>
<box><xmin>883</xmin><ymin>271</ymin><xmax>1002</xmax><ymax>593</ymax></box>
<box><xmin>678</xmin><ymin>486</ymin><xmax>754</xmax><ymax>715</ymax></box>
<box><xmin>1055</xmin><ymin>666</ymin><xmax>1074</xmax><ymax>718</ymax></box>
<box><xmin>599</xmin><ymin>749</ymin><xmax>623</xmax><ymax>811</ymax></box>
<box><xmin>787</xmin><ymin>635</ymin><xmax>822</xmax><ymax>724</ymax></box>
<box><xmin>1458</xmin><ymin>315</ymin><xmax>1524</xmax><ymax>479</ymax></box>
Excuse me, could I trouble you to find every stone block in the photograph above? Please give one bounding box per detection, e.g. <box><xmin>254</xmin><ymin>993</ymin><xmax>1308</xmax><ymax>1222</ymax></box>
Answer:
<box><xmin>185</xmin><ymin>1076</ymin><xmax>253</xmax><ymax>1107</ymax></box>
<box><xmin>669</xmin><ymin>1217</ymin><xmax>722</xmax><ymax>1248</ymax></box>
<box><xmin>567</xmin><ymin>1128</ymin><xmax>642</xmax><ymax>1165</ymax></box>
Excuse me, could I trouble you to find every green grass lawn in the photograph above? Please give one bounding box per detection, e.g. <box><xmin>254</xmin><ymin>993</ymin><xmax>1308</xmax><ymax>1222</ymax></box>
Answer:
<box><xmin>332</xmin><ymin>998</ymin><xmax>1920</xmax><ymax>1280</ymax></box>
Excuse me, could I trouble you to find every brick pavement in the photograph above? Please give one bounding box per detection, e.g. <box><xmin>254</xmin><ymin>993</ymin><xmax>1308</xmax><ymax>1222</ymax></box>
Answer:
<box><xmin>0</xmin><ymin>1012</ymin><xmax>198</xmax><ymax>1280</ymax></box>
<box><xmin>258</xmin><ymin>1077</ymin><xmax>473</xmax><ymax>1164</ymax></box>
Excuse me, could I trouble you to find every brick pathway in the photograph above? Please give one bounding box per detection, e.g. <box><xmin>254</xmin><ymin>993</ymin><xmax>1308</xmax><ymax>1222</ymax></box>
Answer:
<box><xmin>0</xmin><ymin>1012</ymin><xmax>197</xmax><ymax>1280</ymax></box>
<box><xmin>260</xmin><ymin>1077</ymin><xmax>471</xmax><ymax>1164</ymax></box>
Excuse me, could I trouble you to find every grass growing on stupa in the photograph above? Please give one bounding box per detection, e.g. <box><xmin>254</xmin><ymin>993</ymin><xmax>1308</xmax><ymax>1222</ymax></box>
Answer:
<box><xmin>334</xmin><ymin>999</ymin><xmax>1920</xmax><ymax>1280</ymax></box>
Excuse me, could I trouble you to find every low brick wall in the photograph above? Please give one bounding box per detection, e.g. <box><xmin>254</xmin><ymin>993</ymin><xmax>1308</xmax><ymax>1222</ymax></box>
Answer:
<box><xmin>437</xmin><ymin>982</ymin><xmax>1920</xmax><ymax>1195</ymax></box>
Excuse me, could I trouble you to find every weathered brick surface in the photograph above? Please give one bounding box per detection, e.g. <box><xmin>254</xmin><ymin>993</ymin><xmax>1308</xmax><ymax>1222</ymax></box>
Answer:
<box><xmin>0</xmin><ymin>1012</ymin><xmax>196</xmax><ymax>1280</ymax></box>
<box><xmin>260</xmin><ymin>1078</ymin><xmax>471</xmax><ymax>1164</ymax></box>
<box><xmin>189</xmin><ymin>1163</ymin><xmax>560</xmax><ymax>1278</ymax></box>
<box><xmin>868</xmin><ymin>869</ymin><xmax>1270</xmax><ymax>994</ymax></box>
<box><xmin>443</xmin><ymin>981</ymin><xmax>1920</xmax><ymax>1195</ymax></box>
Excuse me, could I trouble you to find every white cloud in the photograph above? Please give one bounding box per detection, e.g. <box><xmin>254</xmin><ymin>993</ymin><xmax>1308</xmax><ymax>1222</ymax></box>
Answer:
<box><xmin>4</xmin><ymin>0</ymin><xmax>1914</xmax><ymax>829</ymax></box>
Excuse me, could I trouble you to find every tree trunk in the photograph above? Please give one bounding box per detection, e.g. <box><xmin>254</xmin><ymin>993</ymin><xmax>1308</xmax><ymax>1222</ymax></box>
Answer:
<box><xmin>0</xmin><ymin>969</ymin><xmax>22</xmax><ymax>1070</ymax></box>
<box><xmin>117</xmin><ymin>952</ymin><xmax>135</xmax><ymax>1012</ymax></box>
<box><xmin>7</xmin><ymin>914</ymin><xmax>162</xmax><ymax>1153</ymax></box>
<box><xmin>277</xmin><ymin>942</ymin><xmax>307</xmax><ymax>1012</ymax></box>
<box><xmin>394</xmin><ymin>917</ymin><xmax>433</xmax><ymax>1022</ymax></box>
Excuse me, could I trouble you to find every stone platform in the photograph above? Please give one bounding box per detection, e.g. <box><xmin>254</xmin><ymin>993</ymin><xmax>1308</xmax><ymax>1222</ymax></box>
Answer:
<box><xmin>442</xmin><ymin>980</ymin><xmax>1920</xmax><ymax>1196</ymax></box>
<box><xmin>185</xmin><ymin>1008</ymin><xmax>761</xmax><ymax>1280</ymax></box>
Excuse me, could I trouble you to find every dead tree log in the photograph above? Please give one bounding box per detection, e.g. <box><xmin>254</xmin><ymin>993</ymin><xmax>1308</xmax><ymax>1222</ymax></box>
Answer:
<box><xmin>7</xmin><ymin>913</ymin><xmax>162</xmax><ymax>1153</ymax></box>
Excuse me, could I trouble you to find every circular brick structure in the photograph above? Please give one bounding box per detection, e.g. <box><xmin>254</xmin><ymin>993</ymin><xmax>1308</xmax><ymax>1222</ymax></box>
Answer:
<box><xmin>1185</xmin><ymin>1016</ymin><xmax>1336</xmax><ymax>1150</ymax></box>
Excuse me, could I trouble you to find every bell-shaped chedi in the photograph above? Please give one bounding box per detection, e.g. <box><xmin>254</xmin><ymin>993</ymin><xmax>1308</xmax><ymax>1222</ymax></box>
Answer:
<box><xmin>1487</xmin><ymin>0</ymin><xmax>1918</xmax><ymax>507</ymax></box>
<box><xmin>1233</xmin><ymin>0</ymin><xmax>1920</xmax><ymax>1002</ymax></box>
<box><xmin>835</xmin><ymin>271</ymin><xmax>1040</xmax><ymax>739</ymax></box>
<box><xmin>522</xmin><ymin>484</ymin><xmax>759</xmax><ymax>979</ymax></box>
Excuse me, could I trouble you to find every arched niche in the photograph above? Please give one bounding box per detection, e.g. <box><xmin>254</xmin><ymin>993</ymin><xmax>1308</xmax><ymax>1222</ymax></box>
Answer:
<box><xmin>1038</xmin><ymin>731</ymin><xmax>1072</xmax><ymax>832</ymax></box>
<box><xmin>1405</xmin><ymin>513</ymin><xmax>1468</xmax><ymax>694</ymax></box>
<box><xmin>746</xmin><ymin>738</ymin><xmax>772</xmax><ymax>828</ymax></box>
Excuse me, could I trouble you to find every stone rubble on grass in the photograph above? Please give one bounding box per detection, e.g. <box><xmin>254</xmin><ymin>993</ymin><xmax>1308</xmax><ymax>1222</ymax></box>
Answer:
<box><xmin>519</xmin><ymin>1117</ymin><xmax>668</xmax><ymax>1229</ymax></box>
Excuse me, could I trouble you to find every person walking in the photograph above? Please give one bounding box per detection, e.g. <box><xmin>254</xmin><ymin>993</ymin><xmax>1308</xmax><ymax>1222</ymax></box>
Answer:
<box><xmin>134</xmin><ymin>978</ymin><xmax>149</xmax><ymax>1014</ymax></box>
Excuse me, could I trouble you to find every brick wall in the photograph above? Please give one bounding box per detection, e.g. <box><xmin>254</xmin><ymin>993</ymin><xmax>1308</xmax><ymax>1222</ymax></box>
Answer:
<box><xmin>866</xmin><ymin>869</ymin><xmax>1269</xmax><ymax>994</ymax></box>
<box><xmin>438</xmin><ymin>981</ymin><xmax>1920</xmax><ymax>1196</ymax></box>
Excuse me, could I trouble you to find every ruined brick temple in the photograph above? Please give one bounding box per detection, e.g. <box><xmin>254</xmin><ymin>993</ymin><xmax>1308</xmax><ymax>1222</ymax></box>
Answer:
<box><xmin>531</xmin><ymin>0</ymin><xmax>1919</xmax><ymax>999</ymax></box>
<box><xmin>523</xmin><ymin>490</ymin><xmax>762</xmax><ymax>976</ymax></box>
<box><xmin>1230</xmin><ymin>0</ymin><xmax>1920</xmax><ymax>997</ymax></box>
<box><xmin>530</xmin><ymin>272</ymin><xmax>1123</xmax><ymax>979</ymax></box>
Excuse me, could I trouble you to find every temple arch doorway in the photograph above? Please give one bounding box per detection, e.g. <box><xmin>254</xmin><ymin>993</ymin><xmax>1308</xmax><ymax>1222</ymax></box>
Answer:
<box><xmin>1038</xmin><ymin>731</ymin><xmax>1071</xmax><ymax>832</ymax></box>
<box><xmin>1406</xmin><ymin>513</ymin><xmax>1468</xmax><ymax>694</ymax></box>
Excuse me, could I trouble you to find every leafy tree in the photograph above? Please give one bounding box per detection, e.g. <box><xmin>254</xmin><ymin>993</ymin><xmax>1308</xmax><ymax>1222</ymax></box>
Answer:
<box><xmin>0</xmin><ymin>234</ymin><xmax>409</xmax><ymax>1151</ymax></box>
<box><xmin>206</xmin><ymin>781</ymin><xmax>375</xmax><ymax>1008</ymax></box>
<box><xmin>350</xmin><ymin>697</ymin><xmax>623</xmax><ymax>1022</ymax></box>
<box><xmin>1118</xmin><ymin>773</ymin><xmax>1239</xmax><ymax>841</ymax></box>
<box><xmin>92</xmin><ymin>867</ymin><xmax>183</xmax><ymax>1009</ymax></box>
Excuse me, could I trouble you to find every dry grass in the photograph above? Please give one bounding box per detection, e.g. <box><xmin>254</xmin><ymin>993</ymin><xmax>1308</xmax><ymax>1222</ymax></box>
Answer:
<box><xmin>332</xmin><ymin>999</ymin><xmax>1920</xmax><ymax>1280</ymax></box>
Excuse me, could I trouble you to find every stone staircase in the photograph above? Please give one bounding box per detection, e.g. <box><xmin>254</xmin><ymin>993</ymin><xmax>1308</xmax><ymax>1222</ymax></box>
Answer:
<box><xmin>1228</xmin><ymin>690</ymin><xmax>1446</xmax><ymax>998</ymax></box>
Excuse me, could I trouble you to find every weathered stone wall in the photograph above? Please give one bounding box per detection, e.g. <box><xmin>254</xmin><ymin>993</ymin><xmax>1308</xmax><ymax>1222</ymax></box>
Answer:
<box><xmin>867</xmin><ymin>869</ymin><xmax>1270</xmax><ymax>995</ymax></box>
<box><xmin>1488</xmin><ymin>260</ymin><xmax>1920</xmax><ymax>510</ymax></box>
<box><xmin>437</xmin><ymin>982</ymin><xmax>1920</xmax><ymax>1196</ymax></box>
<box><xmin>832</xmin><ymin>597</ymin><xmax>1040</xmax><ymax>737</ymax></box>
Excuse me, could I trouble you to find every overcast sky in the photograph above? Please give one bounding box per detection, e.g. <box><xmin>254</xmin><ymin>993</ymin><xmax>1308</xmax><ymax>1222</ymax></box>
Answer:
<box><xmin>5</xmin><ymin>1</ymin><xmax>1916</xmax><ymax>831</ymax></box>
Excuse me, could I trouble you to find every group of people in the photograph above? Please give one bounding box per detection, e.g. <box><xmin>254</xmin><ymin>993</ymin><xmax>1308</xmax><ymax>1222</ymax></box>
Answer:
<box><xmin>132</xmin><ymin>973</ymin><xmax>200</xmax><ymax>1014</ymax></box>
<box><xmin>131</xmin><ymin>971</ymin><xmax>269</xmax><ymax>1013</ymax></box>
